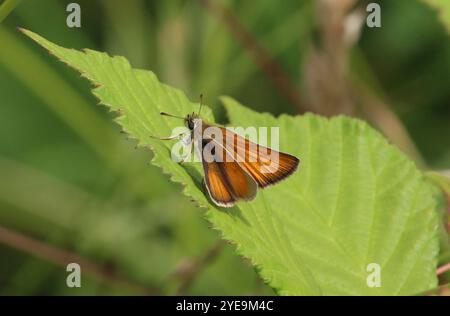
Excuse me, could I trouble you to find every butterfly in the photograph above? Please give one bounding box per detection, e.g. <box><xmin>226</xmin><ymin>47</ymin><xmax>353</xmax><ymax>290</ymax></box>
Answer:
<box><xmin>152</xmin><ymin>96</ymin><xmax>300</xmax><ymax>207</ymax></box>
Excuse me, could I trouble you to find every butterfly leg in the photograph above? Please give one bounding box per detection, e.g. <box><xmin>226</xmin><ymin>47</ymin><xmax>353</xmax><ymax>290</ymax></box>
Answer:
<box><xmin>151</xmin><ymin>132</ymin><xmax>194</xmax><ymax>164</ymax></box>
<box><xmin>178</xmin><ymin>136</ymin><xmax>194</xmax><ymax>164</ymax></box>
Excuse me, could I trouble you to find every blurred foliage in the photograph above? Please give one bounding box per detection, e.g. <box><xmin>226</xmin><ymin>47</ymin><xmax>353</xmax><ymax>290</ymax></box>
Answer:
<box><xmin>421</xmin><ymin>0</ymin><xmax>450</xmax><ymax>32</ymax></box>
<box><xmin>0</xmin><ymin>0</ymin><xmax>449</xmax><ymax>295</ymax></box>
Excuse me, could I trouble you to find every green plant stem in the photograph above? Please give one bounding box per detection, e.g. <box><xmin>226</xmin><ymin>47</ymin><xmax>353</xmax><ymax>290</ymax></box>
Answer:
<box><xmin>0</xmin><ymin>0</ymin><xmax>22</xmax><ymax>23</ymax></box>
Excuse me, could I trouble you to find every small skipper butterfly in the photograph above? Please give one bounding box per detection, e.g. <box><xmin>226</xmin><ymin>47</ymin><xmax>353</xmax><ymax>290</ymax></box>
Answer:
<box><xmin>151</xmin><ymin>96</ymin><xmax>300</xmax><ymax>207</ymax></box>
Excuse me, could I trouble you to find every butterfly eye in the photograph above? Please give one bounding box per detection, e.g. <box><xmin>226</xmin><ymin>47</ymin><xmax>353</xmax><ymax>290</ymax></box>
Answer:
<box><xmin>188</xmin><ymin>119</ymin><xmax>195</xmax><ymax>130</ymax></box>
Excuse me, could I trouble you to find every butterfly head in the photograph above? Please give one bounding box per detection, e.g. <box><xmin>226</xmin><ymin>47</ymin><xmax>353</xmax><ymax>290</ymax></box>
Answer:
<box><xmin>186</xmin><ymin>112</ymin><xmax>201</xmax><ymax>130</ymax></box>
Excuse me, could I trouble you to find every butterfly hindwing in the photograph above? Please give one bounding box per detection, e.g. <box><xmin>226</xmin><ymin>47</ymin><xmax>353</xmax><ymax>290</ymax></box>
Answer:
<box><xmin>202</xmin><ymin>138</ymin><xmax>257</xmax><ymax>207</ymax></box>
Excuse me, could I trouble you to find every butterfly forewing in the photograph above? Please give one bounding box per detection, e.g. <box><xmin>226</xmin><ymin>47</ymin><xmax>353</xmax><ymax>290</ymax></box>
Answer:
<box><xmin>219</xmin><ymin>126</ymin><xmax>300</xmax><ymax>188</ymax></box>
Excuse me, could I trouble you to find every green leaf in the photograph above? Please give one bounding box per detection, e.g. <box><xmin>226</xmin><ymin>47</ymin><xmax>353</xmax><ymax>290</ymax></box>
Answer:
<box><xmin>421</xmin><ymin>0</ymin><xmax>450</xmax><ymax>32</ymax></box>
<box><xmin>22</xmin><ymin>29</ymin><xmax>439</xmax><ymax>295</ymax></box>
<box><xmin>424</xmin><ymin>283</ymin><xmax>450</xmax><ymax>296</ymax></box>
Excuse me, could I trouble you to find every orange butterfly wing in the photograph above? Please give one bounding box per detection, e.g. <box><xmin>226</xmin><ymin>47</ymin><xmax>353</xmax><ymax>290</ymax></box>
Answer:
<box><xmin>202</xmin><ymin>139</ymin><xmax>257</xmax><ymax>207</ymax></box>
<box><xmin>200</xmin><ymin>124</ymin><xmax>299</xmax><ymax>207</ymax></box>
<box><xmin>220</xmin><ymin>127</ymin><xmax>300</xmax><ymax>188</ymax></box>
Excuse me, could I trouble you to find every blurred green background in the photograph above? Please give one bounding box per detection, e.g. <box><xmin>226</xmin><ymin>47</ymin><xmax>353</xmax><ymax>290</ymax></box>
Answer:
<box><xmin>0</xmin><ymin>0</ymin><xmax>448</xmax><ymax>295</ymax></box>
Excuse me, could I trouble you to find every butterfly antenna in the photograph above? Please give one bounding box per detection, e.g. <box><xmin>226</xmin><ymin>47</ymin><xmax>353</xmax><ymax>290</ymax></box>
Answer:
<box><xmin>160</xmin><ymin>112</ymin><xmax>185</xmax><ymax>120</ymax></box>
<box><xmin>198</xmin><ymin>94</ymin><xmax>203</xmax><ymax>116</ymax></box>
